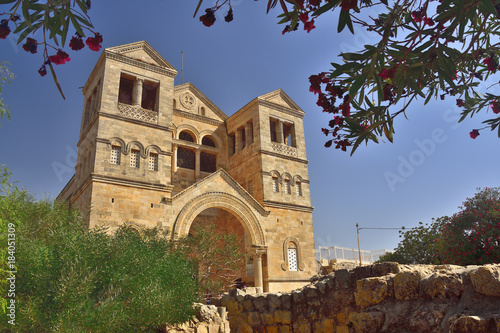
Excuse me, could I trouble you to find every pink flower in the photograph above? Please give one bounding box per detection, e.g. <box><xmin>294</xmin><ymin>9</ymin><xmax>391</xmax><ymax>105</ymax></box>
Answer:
<box><xmin>48</xmin><ymin>50</ymin><xmax>71</xmax><ymax>65</ymax></box>
<box><xmin>469</xmin><ymin>129</ymin><xmax>480</xmax><ymax>139</ymax></box>
<box><xmin>490</xmin><ymin>100</ymin><xmax>500</xmax><ymax>114</ymax></box>
<box><xmin>378</xmin><ymin>67</ymin><xmax>395</xmax><ymax>80</ymax></box>
<box><xmin>0</xmin><ymin>20</ymin><xmax>10</xmax><ymax>39</ymax></box>
<box><xmin>69</xmin><ymin>35</ymin><xmax>85</xmax><ymax>51</ymax></box>
<box><xmin>22</xmin><ymin>38</ymin><xmax>38</xmax><ymax>54</ymax></box>
<box><xmin>304</xmin><ymin>20</ymin><xmax>316</xmax><ymax>33</ymax></box>
<box><xmin>199</xmin><ymin>8</ymin><xmax>216</xmax><ymax>27</ymax></box>
<box><xmin>483</xmin><ymin>57</ymin><xmax>498</xmax><ymax>72</ymax></box>
<box><xmin>86</xmin><ymin>33</ymin><xmax>103</xmax><ymax>51</ymax></box>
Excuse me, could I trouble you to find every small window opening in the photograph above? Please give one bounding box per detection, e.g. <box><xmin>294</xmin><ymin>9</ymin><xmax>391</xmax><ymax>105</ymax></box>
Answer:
<box><xmin>142</xmin><ymin>81</ymin><xmax>158</xmax><ymax>111</ymax></box>
<box><xmin>149</xmin><ymin>153</ymin><xmax>158</xmax><ymax>171</ymax></box>
<box><xmin>111</xmin><ymin>198</ymin><xmax>115</xmax><ymax>203</ymax></box>
<box><xmin>288</xmin><ymin>247</ymin><xmax>298</xmax><ymax>271</ymax></box>
<box><xmin>283</xmin><ymin>123</ymin><xmax>295</xmax><ymax>147</ymax></box>
<box><xmin>177</xmin><ymin>147</ymin><xmax>195</xmax><ymax>169</ymax></box>
<box><xmin>272</xmin><ymin>177</ymin><xmax>279</xmax><ymax>193</ymax></box>
<box><xmin>130</xmin><ymin>149</ymin><xmax>140</xmax><ymax>168</ymax></box>
<box><xmin>110</xmin><ymin>146</ymin><xmax>121</xmax><ymax>165</ymax></box>
<box><xmin>118</xmin><ymin>76</ymin><xmax>134</xmax><ymax>105</ymax></box>
<box><xmin>296</xmin><ymin>181</ymin><xmax>302</xmax><ymax>196</ymax></box>
<box><xmin>202</xmin><ymin>136</ymin><xmax>216</xmax><ymax>147</ymax></box>
<box><xmin>270</xmin><ymin>119</ymin><xmax>278</xmax><ymax>143</ymax></box>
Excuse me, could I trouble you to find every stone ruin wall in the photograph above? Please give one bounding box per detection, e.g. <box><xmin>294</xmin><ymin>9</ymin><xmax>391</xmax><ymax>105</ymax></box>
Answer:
<box><xmin>219</xmin><ymin>263</ymin><xmax>500</xmax><ymax>332</ymax></box>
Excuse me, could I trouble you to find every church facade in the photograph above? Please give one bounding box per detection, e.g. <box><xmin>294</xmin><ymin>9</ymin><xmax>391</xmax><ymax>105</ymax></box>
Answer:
<box><xmin>58</xmin><ymin>41</ymin><xmax>316</xmax><ymax>293</ymax></box>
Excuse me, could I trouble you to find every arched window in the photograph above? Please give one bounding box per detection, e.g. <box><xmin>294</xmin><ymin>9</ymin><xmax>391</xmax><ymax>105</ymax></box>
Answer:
<box><xmin>296</xmin><ymin>181</ymin><xmax>302</xmax><ymax>196</ymax></box>
<box><xmin>272</xmin><ymin>176</ymin><xmax>279</xmax><ymax>193</ymax></box>
<box><xmin>284</xmin><ymin>177</ymin><xmax>291</xmax><ymax>194</ymax></box>
<box><xmin>202</xmin><ymin>136</ymin><xmax>216</xmax><ymax>147</ymax></box>
<box><xmin>281</xmin><ymin>237</ymin><xmax>305</xmax><ymax>271</ymax></box>
<box><xmin>179</xmin><ymin>131</ymin><xmax>195</xmax><ymax>142</ymax></box>
<box><xmin>200</xmin><ymin>107</ymin><xmax>206</xmax><ymax>116</ymax></box>
<box><xmin>177</xmin><ymin>147</ymin><xmax>195</xmax><ymax>169</ymax></box>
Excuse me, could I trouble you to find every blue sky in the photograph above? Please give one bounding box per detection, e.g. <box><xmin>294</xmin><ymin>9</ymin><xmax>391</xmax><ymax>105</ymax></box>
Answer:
<box><xmin>0</xmin><ymin>1</ymin><xmax>498</xmax><ymax>252</ymax></box>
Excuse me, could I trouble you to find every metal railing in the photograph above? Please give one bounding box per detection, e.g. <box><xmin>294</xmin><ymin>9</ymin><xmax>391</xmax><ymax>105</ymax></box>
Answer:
<box><xmin>316</xmin><ymin>245</ymin><xmax>392</xmax><ymax>265</ymax></box>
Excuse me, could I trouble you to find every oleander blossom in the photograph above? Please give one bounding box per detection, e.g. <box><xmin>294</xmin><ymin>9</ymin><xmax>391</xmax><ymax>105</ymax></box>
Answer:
<box><xmin>483</xmin><ymin>57</ymin><xmax>498</xmax><ymax>72</ymax></box>
<box><xmin>70</xmin><ymin>35</ymin><xmax>85</xmax><ymax>51</ymax></box>
<box><xmin>86</xmin><ymin>33</ymin><xmax>103</xmax><ymax>51</ymax></box>
<box><xmin>0</xmin><ymin>19</ymin><xmax>10</xmax><ymax>39</ymax></box>
<box><xmin>491</xmin><ymin>100</ymin><xmax>500</xmax><ymax>114</ymax></box>
<box><xmin>200</xmin><ymin>8</ymin><xmax>216</xmax><ymax>27</ymax></box>
<box><xmin>469</xmin><ymin>129</ymin><xmax>480</xmax><ymax>139</ymax></box>
<box><xmin>22</xmin><ymin>38</ymin><xmax>38</xmax><ymax>54</ymax></box>
<box><xmin>48</xmin><ymin>50</ymin><xmax>71</xmax><ymax>65</ymax></box>
<box><xmin>38</xmin><ymin>64</ymin><xmax>47</xmax><ymax>77</ymax></box>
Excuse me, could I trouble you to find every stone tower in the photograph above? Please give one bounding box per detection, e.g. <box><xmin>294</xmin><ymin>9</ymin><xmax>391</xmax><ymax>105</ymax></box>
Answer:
<box><xmin>58</xmin><ymin>41</ymin><xmax>316</xmax><ymax>292</ymax></box>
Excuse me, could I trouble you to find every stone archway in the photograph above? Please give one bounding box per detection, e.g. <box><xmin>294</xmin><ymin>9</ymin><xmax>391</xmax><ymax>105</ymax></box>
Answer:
<box><xmin>172</xmin><ymin>192</ymin><xmax>267</xmax><ymax>290</ymax></box>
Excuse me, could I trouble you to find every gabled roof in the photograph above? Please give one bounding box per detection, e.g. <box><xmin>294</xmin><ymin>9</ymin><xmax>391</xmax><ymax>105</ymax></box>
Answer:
<box><xmin>174</xmin><ymin>82</ymin><xmax>228</xmax><ymax>121</ymax></box>
<box><xmin>258</xmin><ymin>89</ymin><xmax>303</xmax><ymax>113</ymax></box>
<box><xmin>105</xmin><ymin>41</ymin><xmax>177</xmax><ymax>72</ymax></box>
<box><xmin>172</xmin><ymin>169</ymin><xmax>269</xmax><ymax>217</ymax></box>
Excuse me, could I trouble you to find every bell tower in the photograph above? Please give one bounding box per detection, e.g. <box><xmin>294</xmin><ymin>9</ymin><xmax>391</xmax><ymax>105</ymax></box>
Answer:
<box><xmin>71</xmin><ymin>41</ymin><xmax>178</xmax><ymax>228</ymax></box>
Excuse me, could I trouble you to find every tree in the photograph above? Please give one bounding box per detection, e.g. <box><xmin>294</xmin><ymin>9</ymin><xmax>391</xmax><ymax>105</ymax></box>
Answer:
<box><xmin>3</xmin><ymin>0</ymin><xmax>500</xmax><ymax>152</ymax></box>
<box><xmin>438</xmin><ymin>187</ymin><xmax>500</xmax><ymax>265</ymax></box>
<box><xmin>377</xmin><ymin>218</ymin><xmax>446</xmax><ymax>264</ymax></box>
<box><xmin>0</xmin><ymin>62</ymin><xmax>13</xmax><ymax>124</ymax></box>
<box><xmin>0</xmin><ymin>186</ymin><xmax>198</xmax><ymax>332</ymax></box>
<box><xmin>0</xmin><ymin>0</ymin><xmax>102</xmax><ymax>99</ymax></box>
<box><xmin>196</xmin><ymin>0</ymin><xmax>500</xmax><ymax>153</ymax></box>
<box><xmin>176</xmin><ymin>224</ymin><xmax>248</xmax><ymax>298</ymax></box>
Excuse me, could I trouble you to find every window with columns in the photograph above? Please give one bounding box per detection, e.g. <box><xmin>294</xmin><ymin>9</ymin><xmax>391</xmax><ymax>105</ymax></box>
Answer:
<box><xmin>229</xmin><ymin>121</ymin><xmax>254</xmax><ymax>156</ymax></box>
<box><xmin>177</xmin><ymin>148</ymin><xmax>195</xmax><ymax>169</ymax></box>
<box><xmin>118</xmin><ymin>74</ymin><xmax>158</xmax><ymax>111</ymax></box>
<box><xmin>284</xmin><ymin>178</ymin><xmax>291</xmax><ymax>194</ymax></box>
<box><xmin>269</xmin><ymin>117</ymin><xmax>296</xmax><ymax>147</ymax></box>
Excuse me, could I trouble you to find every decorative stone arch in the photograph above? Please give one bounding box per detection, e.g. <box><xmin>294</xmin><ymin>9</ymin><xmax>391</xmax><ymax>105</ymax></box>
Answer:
<box><xmin>119</xmin><ymin>221</ymin><xmax>145</xmax><ymax>236</ymax></box>
<box><xmin>110</xmin><ymin>137</ymin><xmax>126</xmax><ymax>150</ymax></box>
<box><xmin>176</xmin><ymin>124</ymin><xmax>199</xmax><ymax>142</ymax></box>
<box><xmin>145</xmin><ymin>144</ymin><xmax>162</xmax><ymax>155</ymax></box>
<box><xmin>293</xmin><ymin>174</ymin><xmax>304</xmax><ymax>183</ymax></box>
<box><xmin>199</xmin><ymin>130</ymin><xmax>222</xmax><ymax>148</ymax></box>
<box><xmin>172</xmin><ymin>192</ymin><xmax>265</xmax><ymax>246</ymax></box>
<box><xmin>269</xmin><ymin>170</ymin><xmax>282</xmax><ymax>183</ymax></box>
<box><xmin>281</xmin><ymin>236</ymin><xmax>305</xmax><ymax>271</ymax></box>
<box><xmin>125</xmin><ymin>140</ymin><xmax>145</xmax><ymax>157</ymax></box>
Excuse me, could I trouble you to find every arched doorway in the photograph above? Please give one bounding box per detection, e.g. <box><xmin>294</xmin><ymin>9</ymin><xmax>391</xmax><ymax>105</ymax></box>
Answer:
<box><xmin>172</xmin><ymin>192</ymin><xmax>267</xmax><ymax>290</ymax></box>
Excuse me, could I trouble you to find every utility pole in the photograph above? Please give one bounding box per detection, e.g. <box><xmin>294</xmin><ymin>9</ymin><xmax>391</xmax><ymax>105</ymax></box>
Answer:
<box><xmin>356</xmin><ymin>223</ymin><xmax>362</xmax><ymax>266</ymax></box>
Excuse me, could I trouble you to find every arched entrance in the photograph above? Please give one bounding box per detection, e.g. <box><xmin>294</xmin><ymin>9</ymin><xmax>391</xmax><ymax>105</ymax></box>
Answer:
<box><xmin>172</xmin><ymin>192</ymin><xmax>267</xmax><ymax>290</ymax></box>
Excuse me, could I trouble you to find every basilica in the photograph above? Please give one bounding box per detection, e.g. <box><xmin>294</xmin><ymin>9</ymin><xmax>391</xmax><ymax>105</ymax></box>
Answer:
<box><xmin>58</xmin><ymin>41</ymin><xmax>316</xmax><ymax>292</ymax></box>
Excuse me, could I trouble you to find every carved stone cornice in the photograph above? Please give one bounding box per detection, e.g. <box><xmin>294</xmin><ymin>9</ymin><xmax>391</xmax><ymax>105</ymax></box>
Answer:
<box><xmin>92</xmin><ymin>174</ymin><xmax>173</xmax><ymax>192</ymax></box>
<box><xmin>99</xmin><ymin>112</ymin><xmax>173</xmax><ymax>132</ymax></box>
<box><xmin>261</xmin><ymin>150</ymin><xmax>309</xmax><ymax>164</ymax></box>
<box><xmin>173</xmin><ymin>109</ymin><xmax>223</xmax><ymax>126</ymax></box>
<box><xmin>263</xmin><ymin>200</ymin><xmax>314</xmax><ymax>212</ymax></box>
<box><xmin>105</xmin><ymin>51</ymin><xmax>176</xmax><ymax>77</ymax></box>
<box><xmin>258</xmin><ymin>99</ymin><xmax>305</xmax><ymax>119</ymax></box>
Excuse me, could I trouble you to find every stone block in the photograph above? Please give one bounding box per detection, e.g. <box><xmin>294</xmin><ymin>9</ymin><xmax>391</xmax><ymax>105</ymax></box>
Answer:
<box><xmin>274</xmin><ymin>310</ymin><xmax>292</xmax><ymax>324</ymax></box>
<box><xmin>313</xmin><ymin>319</ymin><xmax>335</xmax><ymax>332</ymax></box>
<box><xmin>420</xmin><ymin>273</ymin><xmax>463</xmax><ymax>301</ymax></box>
<box><xmin>469</xmin><ymin>265</ymin><xmax>500</xmax><ymax>297</ymax></box>
<box><xmin>348</xmin><ymin>311</ymin><xmax>385</xmax><ymax>333</ymax></box>
<box><xmin>394</xmin><ymin>271</ymin><xmax>421</xmax><ymax>300</ymax></box>
<box><xmin>354</xmin><ymin>276</ymin><xmax>393</xmax><ymax>309</ymax></box>
<box><xmin>448</xmin><ymin>314</ymin><xmax>490</xmax><ymax>333</ymax></box>
<box><xmin>247</xmin><ymin>311</ymin><xmax>262</xmax><ymax>327</ymax></box>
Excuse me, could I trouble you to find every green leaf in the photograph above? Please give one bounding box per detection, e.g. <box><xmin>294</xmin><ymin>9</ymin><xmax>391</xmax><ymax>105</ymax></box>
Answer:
<box><xmin>47</xmin><ymin>62</ymin><xmax>66</xmax><ymax>100</ymax></box>
<box><xmin>193</xmin><ymin>0</ymin><xmax>204</xmax><ymax>18</ymax></box>
<box><xmin>349</xmin><ymin>71</ymin><xmax>369</xmax><ymax>97</ymax></box>
<box><xmin>312</xmin><ymin>0</ymin><xmax>339</xmax><ymax>16</ymax></box>
<box><xmin>338</xmin><ymin>9</ymin><xmax>349</xmax><ymax>33</ymax></box>
<box><xmin>70</xmin><ymin>14</ymin><xmax>86</xmax><ymax>38</ymax></box>
<box><xmin>479</xmin><ymin>0</ymin><xmax>497</xmax><ymax>16</ymax></box>
<box><xmin>0</xmin><ymin>0</ymin><xmax>16</xmax><ymax>3</ymax></box>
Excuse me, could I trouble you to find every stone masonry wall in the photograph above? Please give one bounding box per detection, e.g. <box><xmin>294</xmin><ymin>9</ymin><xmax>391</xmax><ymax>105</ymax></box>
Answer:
<box><xmin>221</xmin><ymin>263</ymin><xmax>500</xmax><ymax>332</ymax></box>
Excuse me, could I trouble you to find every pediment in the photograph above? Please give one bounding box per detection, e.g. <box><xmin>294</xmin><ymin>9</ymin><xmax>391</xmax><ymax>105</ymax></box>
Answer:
<box><xmin>174</xmin><ymin>83</ymin><xmax>228</xmax><ymax>122</ymax></box>
<box><xmin>171</xmin><ymin>169</ymin><xmax>268</xmax><ymax>217</ymax></box>
<box><xmin>105</xmin><ymin>41</ymin><xmax>176</xmax><ymax>71</ymax></box>
<box><xmin>258</xmin><ymin>89</ymin><xmax>303</xmax><ymax>113</ymax></box>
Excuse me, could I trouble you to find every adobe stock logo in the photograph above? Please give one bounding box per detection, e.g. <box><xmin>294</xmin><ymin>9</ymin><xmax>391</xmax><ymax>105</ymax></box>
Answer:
<box><xmin>384</xmin><ymin>108</ymin><xmax>460</xmax><ymax>192</ymax></box>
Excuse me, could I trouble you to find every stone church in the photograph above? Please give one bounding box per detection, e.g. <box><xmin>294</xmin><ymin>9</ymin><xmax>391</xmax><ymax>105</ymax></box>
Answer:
<box><xmin>58</xmin><ymin>41</ymin><xmax>316</xmax><ymax>293</ymax></box>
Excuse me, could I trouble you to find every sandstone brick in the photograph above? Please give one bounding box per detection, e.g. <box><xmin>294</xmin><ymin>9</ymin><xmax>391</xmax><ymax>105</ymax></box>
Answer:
<box><xmin>354</xmin><ymin>276</ymin><xmax>393</xmax><ymax>309</ymax></box>
<box><xmin>421</xmin><ymin>273</ymin><xmax>463</xmax><ymax>301</ymax></box>
<box><xmin>449</xmin><ymin>315</ymin><xmax>490</xmax><ymax>333</ymax></box>
<box><xmin>274</xmin><ymin>310</ymin><xmax>292</xmax><ymax>324</ymax></box>
<box><xmin>348</xmin><ymin>311</ymin><xmax>385</xmax><ymax>333</ymax></box>
<box><xmin>469</xmin><ymin>265</ymin><xmax>500</xmax><ymax>297</ymax></box>
<box><xmin>394</xmin><ymin>270</ymin><xmax>421</xmax><ymax>300</ymax></box>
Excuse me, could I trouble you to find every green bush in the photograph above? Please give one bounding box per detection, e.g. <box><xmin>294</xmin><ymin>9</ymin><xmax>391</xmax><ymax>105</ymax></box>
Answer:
<box><xmin>1</xmin><ymin>187</ymin><xmax>197</xmax><ymax>332</ymax></box>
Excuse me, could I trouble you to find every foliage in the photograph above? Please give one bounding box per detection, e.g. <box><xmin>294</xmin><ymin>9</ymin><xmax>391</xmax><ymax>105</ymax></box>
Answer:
<box><xmin>0</xmin><ymin>0</ymin><xmax>102</xmax><ymax>98</ymax></box>
<box><xmin>0</xmin><ymin>62</ymin><xmax>13</xmax><ymax>124</ymax></box>
<box><xmin>438</xmin><ymin>187</ymin><xmax>500</xmax><ymax>265</ymax></box>
<box><xmin>197</xmin><ymin>0</ymin><xmax>500</xmax><ymax>153</ymax></box>
<box><xmin>377</xmin><ymin>218</ymin><xmax>446</xmax><ymax>264</ymax></box>
<box><xmin>177</xmin><ymin>224</ymin><xmax>247</xmax><ymax>298</ymax></box>
<box><xmin>0</xmin><ymin>188</ymin><xmax>198</xmax><ymax>332</ymax></box>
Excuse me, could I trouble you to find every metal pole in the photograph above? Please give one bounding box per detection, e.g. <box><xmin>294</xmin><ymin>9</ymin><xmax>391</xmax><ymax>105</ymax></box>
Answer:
<box><xmin>181</xmin><ymin>51</ymin><xmax>184</xmax><ymax>84</ymax></box>
<box><xmin>356</xmin><ymin>223</ymin><xmax>362</xmax><ymax>266</ymax></box>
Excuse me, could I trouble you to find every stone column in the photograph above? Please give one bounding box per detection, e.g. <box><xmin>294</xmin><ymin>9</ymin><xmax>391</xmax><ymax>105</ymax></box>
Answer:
<box><xmin>172</xmin><ymin>144</ymin><xmax>178</xmax><ymax>173</ymax></box>
<box><xmin>277</xmin><ymin>120</ymin><xmax>284</xmax><ymax>144</ymax></box>
<box><xmin>195</xmin><ymin>148</ymin><xmax>201</xmax><ymax>179</ymax></box>
<box><xmin>245</xmin><ymin>122</ymin><xmax>252</xmax><ymax>146</ymax></box>
<box><xmin>134</xmin><ymin>78</ymin><xmax>144</xmax><ymax>106</ymax></box>
<box><xmin>235</xmin><ymin>130</ymin><xmax>243</xmax><ymax>152</ymax></box>
<box><xmin>252</xmin><ymin>246</ymin><xmax>267</xmax><ymax>292</ymax></box>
